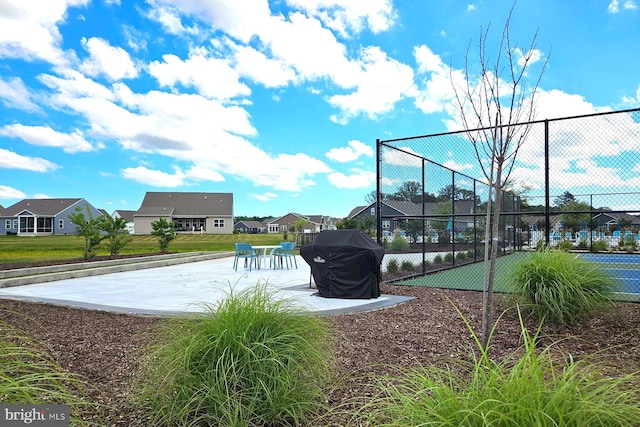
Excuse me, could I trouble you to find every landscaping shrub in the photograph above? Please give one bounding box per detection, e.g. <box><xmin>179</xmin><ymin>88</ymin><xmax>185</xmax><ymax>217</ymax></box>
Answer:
<box><xmin>350</xmin><ymin>308</ymin><xmax>640</xmax><ymax>426</ymax></box>
<box><xmin>389</xmin><ymin>236</ymin><xmax>409</xmax><ymax>251</ymax></box>
<box><xmin>400</xmin><ymin>260</ymin><xmax>414</xmax><ymax>271</ymax></box>
<box><xmin>433</xmin><ymin>254</ymin><xmax>443</xmax><ymax>264</ymax></box>
<box><xmin>443</xmin><ymin>252</ymin><xmax>453</xmax><ymax>263</ymax></box>
<box><xmin>591</xmin><ymin>239</ymin><xmax>608</xmax><ymax>252</ymax></box>
<box><xmin>386</xmin><ymin>259</ymin><xmax>399</xmax><ymax>274</ymax></box>
<box><xmin>511</xmin><ymin>249</ymin><xmax>617</xmax><ymax>325</ymax></box>
<box><xmin>135</xmin><ymin>285</ymin><xmax>336</xmax><ymax>427</ymax></box>
<box><xmin>455</xmin><ymin>251</ymin><xmax>466</xmax><ymax>261</ymax></box>
<box><xmin>558</xmin><ymin>239</ymin><xmax>574</xmax><ymax>252</ymax></box>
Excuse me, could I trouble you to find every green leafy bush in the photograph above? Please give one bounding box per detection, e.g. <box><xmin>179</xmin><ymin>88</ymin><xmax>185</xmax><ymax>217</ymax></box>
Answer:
<box><xmin>386</xmin><ymin>259</ymin><xmax>399</xmax><ymax>274</ymax></box>
<box><xmin>591</xmin><ymin>239</ymin><xmax>608</xmax><ymax>252</ymax></box>
<box><xmin>136</xmin><ymin>285</ymin><xmax>336</xmax><ymax>426</ymax></box>
<box><xmin>558</xmin><ymin>239</ymin><xmax>574</xmax><ymax>252</ymax></box>
<box><xmin>351</xmin><ymin>308</ymin><xmax>640</xmax><ymax>426</ymax></box>
<box><xmin>455</xmin><ymin>251</ymin><xmax>466</xmax><ymax>260</ymax></box>
<box><xmin>443</xmin><ymin>252</ymin><xmax>453</xmax><ymax>263</ymax></box>
<box><xmin>433</xmin><ymin>254</ymin><xmax>443</xmax><ymax>264</ymax></box>
<box><xmin>389</xmin><ymin>236</ymin><xmax>409</xmax><ymax>251</ymax></box>
<box><xmin>400</xmin><ymin>260</ymin><xmax>414</xmax><ymax>271</ymax></box>
<box><xmin>150</xmin><ymin>218</ymin><xmax>176</xmax><ymax>253</ymax></box>
<box><xmin>511</xmin><ymin>249</ymin><xmax>616</xmax><ymax>325</ymax></box>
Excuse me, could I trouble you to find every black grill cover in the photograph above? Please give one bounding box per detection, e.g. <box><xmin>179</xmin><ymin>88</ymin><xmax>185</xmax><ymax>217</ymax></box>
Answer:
<box><xmin>300</xmin><ymin>230</ymin><xmax>385</xmax><ymax>299</ymax></box>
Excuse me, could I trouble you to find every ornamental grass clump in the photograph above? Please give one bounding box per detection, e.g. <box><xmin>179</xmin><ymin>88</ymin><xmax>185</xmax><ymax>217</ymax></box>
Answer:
<box><xmin>349</xmin><ymin>307</ymin><xmax>640</xmax><ymax>427</ymax></box>
<box><xmin>511</xmin><ymin>249</ymin><xmax>617</xmax><ymax>325</ymax></box>
<box><xmin>0</xmin><ymin>320</ymin><xmax>96</xmax><ymax>425</ymax></box>
<box><xmin>135</xmin><ymin>284</ymin><xmax>337</xmax><ymax>427</ymax></box>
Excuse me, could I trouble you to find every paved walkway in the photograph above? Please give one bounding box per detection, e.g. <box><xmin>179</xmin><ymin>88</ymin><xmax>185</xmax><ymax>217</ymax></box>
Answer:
<box><xmin>0</xmin><ymin>254</ymin><xmax>411</xmax><ymax>316</ymax></box>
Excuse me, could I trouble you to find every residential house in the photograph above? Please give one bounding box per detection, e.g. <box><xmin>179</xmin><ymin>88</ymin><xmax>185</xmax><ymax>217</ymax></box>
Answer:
<box><xmin>265</xmin><ymin>213</ymin><xmax>338</xmax><ymax>234</ymax></box>
<box><xmin>349</xmin><ymin>199</ymin><xmax>477</xmax><ymax>237</ymax></box>
<box><xmin>0</xmin><ymin>198</ymin><xmax>102</xmax><ymax>236</ymax></box>
<box><xmin>112</xmin><ymin>209</ymin><xmax>136</xmax><ymax>233</ymax></box>
<box><xmin>593</xmin><ymin>212</ymin><xmax>640</xmax><ymax>231</ymax></box>
<box><xmin>234</xmin><ymin>220</ymin><xmax>266</xmax><ymax>234</ymax></box>
<box><xmin>133</xmin><ymin>192</ymin><xmax>233</xmax><ymax>235</ymax></box>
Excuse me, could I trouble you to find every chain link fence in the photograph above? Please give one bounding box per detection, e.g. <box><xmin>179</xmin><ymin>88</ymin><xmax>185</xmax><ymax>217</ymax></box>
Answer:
<box><xmin>375</xmin><ymin>108</ymin><xmax>640</xmax><ymax>299</ymax></box>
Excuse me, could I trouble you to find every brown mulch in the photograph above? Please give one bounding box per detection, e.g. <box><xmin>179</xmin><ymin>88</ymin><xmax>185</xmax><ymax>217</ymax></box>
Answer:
<box><xmin>1</xmin><ymin>259</ymin><xmax>640</xmax><ymax>426</ymax></box>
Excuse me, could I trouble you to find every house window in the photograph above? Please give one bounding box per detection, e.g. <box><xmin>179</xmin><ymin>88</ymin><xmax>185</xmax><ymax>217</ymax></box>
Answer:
<box><xmin>4</xmin><ymin>220</ymin><xmax>10</xmax><ymax>229</ymax></box>
<box><xmin>13</xmin><ymin>219</ymin><xmax>17</xmax><ymax>229</ymax></box>
<box><xmin>382</xmin><ymin>220</ymin><xmax>390</xmax><ymax>230</ymax></box>
<box><xmin>19</xmin><ymin>217</ymin><xmax>35</xmax><ymax>232</ymax></box>
<box><xmin>59</xmin><ymin>219</ymin><xmax>64</xmax><ymax>229</ymax></box>
<box><xmin>37</xmin><ymin>217</ymin><xmax>53</xmax><ymax>232</ymax></box>
<box><xmin>213</xmin><ymin>219</ymin><xmax>225</xmax><ymax>228</ymax></box>
<box><xmin>268</xmin><ymin>224</ymin><xmax>279</xmax><ymax>233</ymax></box>
<box><xmin>175</xmin><ymin>218</ymin><xmax>206</xmax><ymax>231</ymax></box>
<box><xmin>370</xmin><ymin>207</ymin><xmax>375</xmax><ymax>215</ymax></box>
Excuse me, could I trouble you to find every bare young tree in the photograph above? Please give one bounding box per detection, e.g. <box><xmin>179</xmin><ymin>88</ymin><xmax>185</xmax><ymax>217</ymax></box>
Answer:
<box><xmin>450</xmin><ymin>3</ymin><xmax>549</xmax><ymax>349</ymax></box>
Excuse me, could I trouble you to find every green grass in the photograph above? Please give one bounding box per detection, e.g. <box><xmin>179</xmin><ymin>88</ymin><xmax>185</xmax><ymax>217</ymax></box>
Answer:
<box><xmin>511</xmin><ymin>249</ymin><xmax>617</xmax><ymax>325</ymax></box>
<box><xmin>135</xmin><ymin>284</ymin><xmax>337</xmax><ymax>427</ymax></box>
<box><xmin>348</xmin><ymin>306</ymin><xmax>640</xmax><ymax>427</ymax></box>
<box><xmin>0</xmin><ymin>318</ymin><xmax>99</xmax><ymax>424</ymax></box>
<box><xmin>0</xmin><ymin>233</ymin><xmax>287</xmax><ymax>265</ymax></box>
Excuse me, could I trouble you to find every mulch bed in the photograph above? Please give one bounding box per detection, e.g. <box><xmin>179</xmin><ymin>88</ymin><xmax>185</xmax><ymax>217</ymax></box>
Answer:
<box><xmin>1</xmin><ymin>257</ymin><xmax>639</xmax><ymax>425</ymax></box>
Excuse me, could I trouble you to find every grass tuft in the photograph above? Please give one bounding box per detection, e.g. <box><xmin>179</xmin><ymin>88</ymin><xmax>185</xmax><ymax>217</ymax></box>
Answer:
<box><xmin>348</xmin><ymin>305</ymin><xmax>640</xmax><ymax>426</ymax></box>
<box><xmin>510</xmin><ymin>249</ymin><xmax>617</xmax><ymax>325</ymax></box>
<box><xmin>135</xmin><ymin>284</ymin><xmax>337</xmax><ymax>426</ymax></box>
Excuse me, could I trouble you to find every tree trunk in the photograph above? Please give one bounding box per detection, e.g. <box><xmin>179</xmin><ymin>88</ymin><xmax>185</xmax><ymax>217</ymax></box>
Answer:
<box><xmin>481</xmin><ymin>166</ymin><xmax>503</xmax><ymax>349</ymax></box>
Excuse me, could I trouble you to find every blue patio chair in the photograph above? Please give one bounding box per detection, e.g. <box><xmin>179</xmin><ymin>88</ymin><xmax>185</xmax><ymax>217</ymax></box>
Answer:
<box><xmin>233</xmin><ymin>243</ymin><xmax>258</xmax><ymax>271</ymax></box>
<box><xmin>271</xmin><ymin>241</ymin><xmax>298</xmax><ymax>270</ymax></box>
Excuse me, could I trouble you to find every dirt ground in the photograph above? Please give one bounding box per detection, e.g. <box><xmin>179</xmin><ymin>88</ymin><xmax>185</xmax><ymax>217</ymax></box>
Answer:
<box><xmin>1</xmin><ymin>257</ymin><xmax>640</xmax><ymax>425</ymax></box>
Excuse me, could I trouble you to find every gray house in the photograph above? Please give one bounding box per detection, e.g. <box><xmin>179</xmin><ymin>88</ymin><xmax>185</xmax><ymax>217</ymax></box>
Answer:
<box><xmin>133</xmin><ymin>192</ymin><xmax>234</xmax><ymax>235</ymax></box>
<box><xmin>349</xmin><ymin>199</ymin><xmax>476</xmax><ymax>237</ymax></box>
<box><xmin>234</xmin><ymin>220</ymin><xmax>266</xmax><ymax>234</ymax></box>
<box><xmin>0</xmin><ymin>198</ymin><xmax>103</xmax><ymax>236</ymax></box>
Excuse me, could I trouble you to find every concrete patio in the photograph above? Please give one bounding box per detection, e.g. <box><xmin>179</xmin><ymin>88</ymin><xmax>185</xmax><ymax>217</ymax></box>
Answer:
<box><xmin>0</xmin><ymin>253</ymin><xmax>412</xmax><ymax>316</ymax></box>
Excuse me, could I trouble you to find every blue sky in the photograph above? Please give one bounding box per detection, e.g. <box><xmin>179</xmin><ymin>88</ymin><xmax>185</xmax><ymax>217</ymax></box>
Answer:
<box><xmin>0</xmin><ymin>0</ymin><xmax>639</xmax><ymax>219</ymax></box>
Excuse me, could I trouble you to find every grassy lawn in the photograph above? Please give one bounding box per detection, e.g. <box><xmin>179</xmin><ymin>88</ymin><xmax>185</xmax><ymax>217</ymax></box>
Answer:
<box><xmin>0</xmin><ymin>233</ymin><xmax>288</xmax><ymax>265</ymax></box>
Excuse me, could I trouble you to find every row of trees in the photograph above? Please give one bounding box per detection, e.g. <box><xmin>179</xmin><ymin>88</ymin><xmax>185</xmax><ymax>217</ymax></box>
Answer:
<box><xmin>69</xmin><ymin>205</ymin><xmax>177</xmax><ymax>260</ymax></box>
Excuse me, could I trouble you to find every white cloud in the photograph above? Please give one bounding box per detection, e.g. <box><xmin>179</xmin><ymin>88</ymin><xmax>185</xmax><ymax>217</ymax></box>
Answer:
<box><xmin>325</xmin><ymin>140</ymin><xmax>373</xmax><ymax>162</ymax></box>
<box><xmin>0</xmin><ymin>76</ymin><xmax>41</xmax><ymax>112</ymax></box>
<box><xmin>0</xmin><ymin>148</ymin><xmax>59</xmax><ymax>172</ymax></box>
<box><xmin>0</xmin><ymin>185</ymin><xmax>26</xmax><ymax>199</ymax></box>
<box><xmin>328</xmin><ymin>46</ymin><xmax>416</xmax><ymax>123</ymax></box>
<box><xmin>608</xmin><ymin>0</ymin><xmax>637</xmax><ymax>12</ymax></box>
<box><xmin>413</xmin><ymin>44</ymin><xmax>462</xmax><ymax>114</ymax></box>
<box><xmin>382</xmin><ymin>146</ymin><xmax>423</xmax><ymax>167</ymax></box>
<box><xmin>79</xmin><ymin>37</ymin><xmax>138</xmax><ymax>81</ymax></box>
<box><xmin>285</xmin><ymin>0</ymin><xmax>396</xmax><ymax>36</ymax></box>
<box><xmin>326</xmin><ymin>168</ymin><xmax>376</xmax><ymax>188</ymax></box>
<box><xmin>0</xmin><ymin>0</ymin><xmax>88</xmax><ymax>65</ymax></box>
<box><xmin>249</xmin><ymin>192</ymin><xmax>278</xmax><ymax>202</ymax></box>
<box><xmin>148</xmin><ymin>48</ymin><xmax>251</xmax><ymax>100</ymax></box>
<box><xmin>609</xmin><ymin>0</ymin><xmax>621</xmax><ymax>12</ymax></box>
<box><xmin>121</xmin><ymin>166</ymin><xmax>185</xmax><ymax>187</ymax></box>
<box><xmin>514</xmin><ymin>48</ymin><xmax>543</xmax><ymax>68</ymax></box>
<box><xmin>0</xmin><ymin>124</ymin><xmax>94</xmax><ymax>153</ymax></box>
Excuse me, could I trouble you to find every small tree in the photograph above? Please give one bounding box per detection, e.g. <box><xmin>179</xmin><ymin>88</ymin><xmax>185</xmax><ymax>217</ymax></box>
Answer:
<box><xmin>68</xmin><ymin>204</ymin><xmax>105</xmax><ymax>260</ymax></box>
<box><xmin>451</xmin><ymin>2</ymin><xmax>549</xmax><ymax>348</ymax></box>
<box><xmin>101</xmin><ymin>216</ymin><xmax>132</xmax><ymax>256</ymax></box>
<box><xmin>151</xmin><ymin>218</ymin><xmax>176</xmax><ymax>253</ymax></box>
